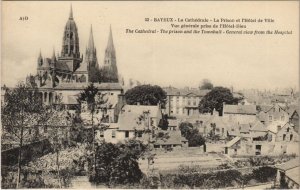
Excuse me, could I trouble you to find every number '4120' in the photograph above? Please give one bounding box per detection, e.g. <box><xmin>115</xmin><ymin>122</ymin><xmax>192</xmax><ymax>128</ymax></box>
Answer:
<box><xmin>19</xmin><ymin>16</ymin><xmax>28</xmax><ymax>21</ymax></box>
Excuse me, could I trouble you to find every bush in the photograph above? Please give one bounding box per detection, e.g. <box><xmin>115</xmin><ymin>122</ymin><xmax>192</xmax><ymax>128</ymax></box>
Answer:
<box><xmin>252</xmin><ymin>166</ymin><xmax>277</xmax><ymax>183</ymax></box>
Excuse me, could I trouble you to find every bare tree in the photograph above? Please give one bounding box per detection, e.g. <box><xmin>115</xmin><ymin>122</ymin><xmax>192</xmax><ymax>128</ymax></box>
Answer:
<box><xmin>1</xmin><ymin>83</ymin><xmax>56</xmax><ymax>188</ymax></box>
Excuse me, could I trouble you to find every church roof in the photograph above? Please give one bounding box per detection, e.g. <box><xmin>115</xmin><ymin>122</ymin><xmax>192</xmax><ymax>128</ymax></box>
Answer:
<box><xmin>56</xmin><ymin>61</ymin><xmax>72</xmax><ymax>71</ymax></box>
<box><xmin>54</xmin><ymin>82</ymin><xmax>122</xmax><ymax>90</ymax></box>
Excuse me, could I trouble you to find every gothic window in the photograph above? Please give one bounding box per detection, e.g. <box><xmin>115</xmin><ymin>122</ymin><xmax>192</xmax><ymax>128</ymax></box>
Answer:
<box><xmin>290</xmin><ymin>134</ymin><xmax>293</xmax><ymax>141</ymax></box>
<box><xmin>70</xmin><ymin>45</ymin><xmax>74</xmax><ymax>51</ymax></box>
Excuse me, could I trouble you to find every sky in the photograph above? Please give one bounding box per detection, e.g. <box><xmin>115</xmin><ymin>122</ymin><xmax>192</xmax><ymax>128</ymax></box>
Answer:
<box><xmin>1</xmin><ymin>1</ymin><xmax>299</xmax><ymax>91</ymax></box>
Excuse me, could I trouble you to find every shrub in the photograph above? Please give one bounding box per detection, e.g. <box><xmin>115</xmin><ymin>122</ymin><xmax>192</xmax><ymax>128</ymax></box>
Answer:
<box><xmin>252</xmin><ymin>166</ymin><xmax>277</xmax><ymax>183</ymax></box>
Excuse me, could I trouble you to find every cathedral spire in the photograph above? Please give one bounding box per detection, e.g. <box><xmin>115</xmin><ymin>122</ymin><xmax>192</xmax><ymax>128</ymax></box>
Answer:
<box><xmin>38</xmin><ymin>49</ymin><xmax>43</xmax><ymax>66</ymax></box>
<box><xmin>69</xmin><ymin>4</ymin><xmax>73</xmax><ymax>20</ymax></box>
<box><xmin>87</xmin><ymin>25</ymin><xmax>95</xmax><ymax>51</ymax></box>
<box><xmin>106</xmin><ymin>25</ymin><xmax>115</xmax><ymax>52</ymax></box>
<box><xmin>103</xmin><ymin>25</ymin><xmax>118</xmax><ymax>82</ymax></box>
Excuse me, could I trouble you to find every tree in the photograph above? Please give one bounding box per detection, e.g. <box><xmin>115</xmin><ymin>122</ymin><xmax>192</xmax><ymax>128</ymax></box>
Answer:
<box><xmin>199</xmin><ymin>86</ymin><xmax>240</xmax><ymax>116</ymax></box>
<box><xmin>125</xmin><ymin>85</ymin><xmax>167</xmax><ymax>108</ymax></box>
<box><xmin>158</xmin><ymin>114</ymin><xmax>169</xmax><ymax>130</ymax></box>
<box><xmin>179</xmin><ymin>122</ymin><xmax>205</xmax><ymax>147</ymax></box>
<box><xmin>77</xmin><ymin>83</ymin><xmax>110</xmax><ymax>180</ymax></box>
<box><xmin>1</xmin><ymin>83</ymin><xmax>54</xmax><ymax>188</ymax></box>
<box><xmin>199</xmin><ymin>79</ymin><xmax>213</xmax><ymax>90</ymax></box>
<box><xmin>92</xmin><ymin>142</ymin><xmax>143</xmax><ymax>186</ymax></box>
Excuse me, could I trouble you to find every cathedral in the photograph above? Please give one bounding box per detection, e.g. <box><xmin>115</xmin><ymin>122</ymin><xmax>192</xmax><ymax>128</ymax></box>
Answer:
<box><xmin>27</xmin><ymin>6</ymin><xmax>123</xmax><ymax>106</ymax></box>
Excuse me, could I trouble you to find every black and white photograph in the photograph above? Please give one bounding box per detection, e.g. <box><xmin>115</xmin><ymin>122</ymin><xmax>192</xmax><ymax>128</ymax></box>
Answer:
<box><xmin>1</xmin><ymin>1</ymin><xmax>299</xmax><ymax>189</ymax></box>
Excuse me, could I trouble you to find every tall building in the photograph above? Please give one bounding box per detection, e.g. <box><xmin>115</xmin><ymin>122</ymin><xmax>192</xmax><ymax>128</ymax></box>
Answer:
<box><xmin>27</xmin><ymin>6</ymin><xmax>122</xmax><ymax>106</ymax></box>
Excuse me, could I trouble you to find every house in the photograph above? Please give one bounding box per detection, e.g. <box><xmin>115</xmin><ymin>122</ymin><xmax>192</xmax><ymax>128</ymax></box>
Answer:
<box><xmin>257</xmin><ymin>103</ymin><xmax>289</xmax><ymax>126</ymax></box>
<box><xmin>222</xmin><ymin>104</ymin><xmax>257</xmax><ymax>122</ymax></box>
<box><xmin>94</xmin><ymin>104</ymin><xmax>188</xmax><ymax>148</ymax></box>
<box><xmin>154</xmin><ymin>130</ymin><xmax>188</xmax><ymax>149</ymax></box>
<box><xmin>203</xmin><ymin>110</ymin><xmax>230</xmax><ymax>138</ymax></box>
<box><xmin>224</xmin><ymin>121</ymin><xmax>299</xmax><ymax>156</ymax></box>
<box><xmin>267</xmin><ymin>121</ymin><xmax>299</xmax><ymax>143</ymax></box>
<box><xmin>275</xmin><ymin>158</ymin><xmax>300</xmax><ymax>189</ymax></box>
<box><xmin>286</xmin><ymin>106</ymin><xmax>299</xmax><ymax>133</ymax></box>
<box><xmin>163</xmin><ymin>86</ymin><xmax>210</xmax><ymax>117</ymax></box>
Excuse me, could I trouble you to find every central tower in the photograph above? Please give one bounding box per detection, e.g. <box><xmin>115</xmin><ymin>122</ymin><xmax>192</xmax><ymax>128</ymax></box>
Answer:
<box><xmin>59</xmin><ymin>5</ymin><xmax>82</xmax><ymax>71</ymax></box>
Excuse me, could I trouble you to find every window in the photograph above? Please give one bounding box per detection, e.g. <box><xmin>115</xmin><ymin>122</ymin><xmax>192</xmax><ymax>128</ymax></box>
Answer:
<box><xmin>216</xmin><ymin>128</ymin><xmax>220</xmax><ymax>132</ymax></box>
<box><xmin>287</xmin><ymin>128</ymin><xmax>290</xmax><ymax>132</ymax></box>
<box><xmin>44</xmin><ymin>126</ymin><xmax>48</xmax><ymax>133</ymax></box>
<box><xmin>277</xmin><ymin>125</ymin><xmax>281</xmax><ymax>132</ymax></box>
<box><xmin>283</xmin><ymin>134</ymin><xmax>286</xmax><ymax>141</ymax></box>
<box><xmin>28</xmin><ymin>128</ymin><xmax>32</xmax><ymax>135</ymax></box>
<box><xmin>125</xmin><ymin>131</ymin><xmax>129</xmax><ymax>138</ymax></box>
<box><xmin>290</xmin><ymin>134</ymin><xmax>293</xmax><ymax>141</ymax></box>
<box><xmin>269</xmin><ymin>116</ymin><xmax>273</xmax><ymax>121</ymax></box>
<box><xmin>100</xmin><ymin>131</ymin><xmax>104</xmax><ymax>138</ymax></box>
<box><xmin>112</xmin><ymin>130</ymin><xmax>116</xmax><ymax>138</ymax></box>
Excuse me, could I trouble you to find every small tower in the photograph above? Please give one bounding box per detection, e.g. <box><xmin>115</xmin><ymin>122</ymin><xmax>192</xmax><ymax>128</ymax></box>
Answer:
<box><xmin>51</xmin><ymin>48</ymin><xmax>57</xmax><ymax>66</ymax></box>
<box><xmin>103</xmin><ymin>25</ymin><xmax>119</xmax><ymax>82</ymax></box>
<box><xmin>37</xmin><ymin>50</ymin><xmax>43</xmax><ymax>67</ymax></box>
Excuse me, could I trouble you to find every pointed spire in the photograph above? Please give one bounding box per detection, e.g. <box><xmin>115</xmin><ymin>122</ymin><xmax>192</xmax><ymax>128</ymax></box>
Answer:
<box><xmin>69</xmin><ymin>4</ymin><xmax>73</xmax><ymax>20</ymax></box>
<box><xmin>87</xmin><ymin>25</ymin><xmax>95</xmax><ymax>51</ymax></box>
<box><xmin>106</xmin><ymin>25</ymin><xmax>115</xmax><ymax>51</ymax></box>
<box><xmin>39</xmin><ymin>49</ymin><xmax>42</xmax><ymax>58</ymax></box>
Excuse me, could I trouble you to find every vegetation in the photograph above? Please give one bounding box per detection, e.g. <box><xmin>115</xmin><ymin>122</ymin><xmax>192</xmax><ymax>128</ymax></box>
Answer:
<box><xmin>199</xmin><ymin>79</ymin><xmax>213</xmax><ymax>90</ymax></box>
<box><xmin>125</xmin><ymin>84</ymin><xmax>167</xmax><ymax>107</ymax></box>
<box><xmin>1</xmin><ymin>83</ymin><xmax>57</xmax><ymax>188</ymax></box>
<box><xmin>179</xmin><ymin>122</ymin><xmax>205</xmax><ymax>147</ymax></box>
<box><xmin>199</xmin><ymin>86</ymin><xmax>240</xmax><ymax>115</ymax></box>
<box><xmin>90</xmin><ymin>141</ymin><xmax>143</xmax><ymax>186</ymax></box>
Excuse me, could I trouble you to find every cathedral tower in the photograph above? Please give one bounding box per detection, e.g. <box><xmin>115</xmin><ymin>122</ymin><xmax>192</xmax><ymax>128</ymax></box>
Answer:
<box><xmin>59</xmin><ymin>5</ymin><xmax>82</xmax><ymax>71</ymax></box>
<box><xmin>103</xmin><ymin>26</ymin><xmax>119</xmax><ymax>82</ymax></box>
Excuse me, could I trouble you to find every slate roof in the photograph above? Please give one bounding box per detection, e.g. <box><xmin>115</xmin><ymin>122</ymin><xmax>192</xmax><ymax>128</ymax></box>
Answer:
<box><xmin>117</xmin><ymin>112</ymin><xmax>146</xmax><ymax>131</ymax></box>
<box><xmin>163</xmin><ymin>87</ymin><xmax>210</xmax><ymax>97</ymax></box>
<box><xmin>267</xmin><ymin>121</ymin><xmax>288</xmax><ymax>134</ymax></box>
<box><xmin>250</xmin><ymin>120</ymin><xmax>268</xmax><ymax>132</ymax></box>
<box><xmin>223</xmin><ymin>104</ymin><xmax>257</xmax><ymax>115</ymax></box>
<box><xmin>285</xmin><ymin>167</ymin><xmax>300</xmax><ymax>185</ymax></box>
<box><xmin>54</xmin><ymin>82</ymin><xmax>122</xmax><ymax>90</ymax></box>
<box><xmin>121</xmin><ymin>105</ymin><xmax>161</xmax><ymax>118</ymax></box>
<box><xmin>155</xmin><ymin>130</ymin><xmax>188</xmax><ymax>145</ymax></box>
<box><xmin>225</xmin><ymin>136</ymin><xmax>241</xmax><ymax>147</ymax></box>
<box><xmin>276</xmin><ymin>158</ymin><xmax>300</xmax><ymax>171</ymax></box>
<box><xmin>56</xmin><ymin>61</ymin><xmax>71</xmax><ymax>71</ymax></box>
